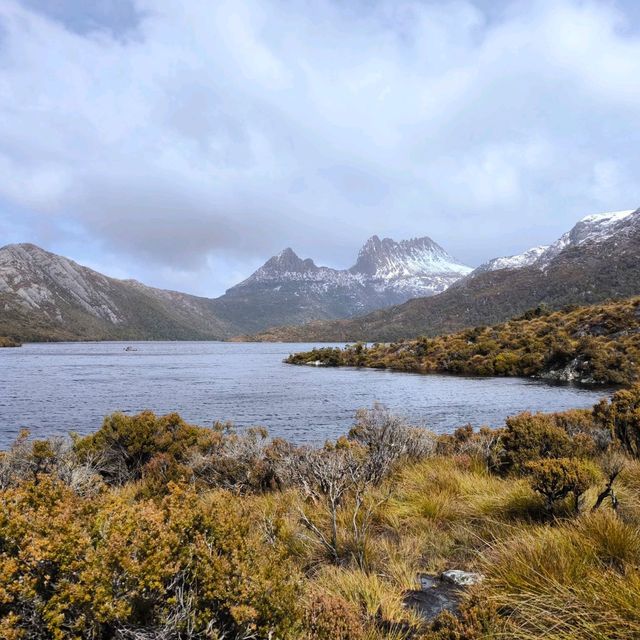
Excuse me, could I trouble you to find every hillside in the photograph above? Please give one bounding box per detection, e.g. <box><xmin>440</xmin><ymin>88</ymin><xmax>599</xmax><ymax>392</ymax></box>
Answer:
<box><xmin>286</xmin><ymin>297</ymin><xmax>640</xmax><ymax>385</ymax></box>
<box><xmin>248</xmin><ymin>208</ymin><xmax>640</xmax><ymax>342</ymax></box>
<box><xmin>0</xmin><ymin>244</ymin><xmax>234</xmax><ymax>341</ymax></box>
<box><xmin>0</xmin><ymin>234</ymin><xmax>470</xmax><ymax>342</ymax></box>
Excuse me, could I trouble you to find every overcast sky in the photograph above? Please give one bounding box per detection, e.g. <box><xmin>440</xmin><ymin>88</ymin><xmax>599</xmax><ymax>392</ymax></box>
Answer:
<box><xmin>1</xmin><ymin>0</ymin><xmax>640</xmax><ymax>296</ymax></box>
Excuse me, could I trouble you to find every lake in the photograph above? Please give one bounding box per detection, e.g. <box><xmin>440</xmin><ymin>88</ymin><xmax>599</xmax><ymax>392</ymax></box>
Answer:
<box><xmin>0</xmin><ymin>341</ymin><xmax>611</xmax><ymax>448</ymax></box>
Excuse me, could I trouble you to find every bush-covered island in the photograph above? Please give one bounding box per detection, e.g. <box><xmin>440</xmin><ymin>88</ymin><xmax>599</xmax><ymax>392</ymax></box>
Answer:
<box><xmin>286</xmin><ymin>298</ymin><xmax>640</xmax><ymax>386</ymax></box>
<box><xmin>2</xmin><ymin>384</ymin><xmax>640</xmax><ymax>639</ymax></box>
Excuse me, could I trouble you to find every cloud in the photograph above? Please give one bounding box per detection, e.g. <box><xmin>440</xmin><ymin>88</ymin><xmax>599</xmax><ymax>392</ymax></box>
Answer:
<box><xmin>1</xmin><ymin>0</ymin><xmax>640</xmax><ymax>295</ymax></box>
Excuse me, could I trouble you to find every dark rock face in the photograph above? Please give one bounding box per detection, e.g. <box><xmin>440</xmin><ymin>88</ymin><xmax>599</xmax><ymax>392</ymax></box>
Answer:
<box><xmin>405</xmin><ymin>572</ymin><xmax>484</xmax><ymax>620</ymax></box>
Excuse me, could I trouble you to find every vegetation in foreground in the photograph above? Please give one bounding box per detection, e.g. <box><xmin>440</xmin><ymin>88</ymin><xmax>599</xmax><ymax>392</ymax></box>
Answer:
<box><xmin>286</xmin><ymin>297</ymin><xmax>640</xmax><ymax>385</ymax></box>
<box><xmin>0</xmin><ymin>336</ymin><xmax>21</xmax><ymax>347</ymax></box>
<box><xmin>2</xmin><ymin>384</ymin><xmax>640</xmax><ymax>639</ymax></box>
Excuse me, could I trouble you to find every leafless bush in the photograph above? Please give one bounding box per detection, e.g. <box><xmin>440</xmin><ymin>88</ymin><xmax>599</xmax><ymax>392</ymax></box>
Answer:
<box><xmin>114</xmin><ymin>572</ymin><xmax>224</xmax><ymax>640</ymax></box>
<box><xmin>457</xmin><ymin>426</ymin><xmax>501</xmax><ymax>470</ymax></box>
<box><xmin>592</xmin><ymin>448</ymin><xmax>627</xmax><ymax>512</ymax></box>
<box><xmin>189</xmin><ymin>426</ymin><xmax>288</xmax><ymax>492</ymax></box>
<box><xmin>0</xmin><ymin>430</ymin><xmax>103</xmax><ymax>495</ymax></box>
<box><xmin>349</xmin><ymin>404</ymin><xmax>436</xmax><ymax>473</ymax></box>
<box><xmin>277</xmin><ymin>405</ymin><xmax>436</xmax><ymax>566</ymax></box>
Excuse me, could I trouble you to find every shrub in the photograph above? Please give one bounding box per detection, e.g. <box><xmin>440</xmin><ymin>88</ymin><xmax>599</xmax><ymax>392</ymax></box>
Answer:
<box><xmin>0</xmin><ymin>481</ymin><xmax>303</xmax><ymax>639</ymax></box>
<box><xmin>348</xmin><ymin>404</ymin><xmax>436</xmax><ymax>467</ymax></box>
<box><xmin>304</xmin><ymin>592</ymin><xmax>364</xmax><ymax>640</ymax></box>
<box><xmin>0</xmin><ymin>430</ymin><xmax>102</xmax><ymax>495</ymax></box>
<box><xmin>497</xmin><ymin>412</ymin><xmax>575</xmax><ymax>473</ymax></box>
<box><xmin>425</xmin><ymin>597</ymin><xmax>500</xmax><ymax>639</ymax></box>
<box><xmin>525</xmin><ymin>457</ymin><xmax>599</xmax><ymax>512</ymax></box>
<box><xmin>594</xmin><ymin>385</ymin><xmax>640</xmax><ymax>457</ymax></box>
<box><xmin>74</xmin><ymin>411</ymin><xmax>216</xmax><ymax>484</ymax></box>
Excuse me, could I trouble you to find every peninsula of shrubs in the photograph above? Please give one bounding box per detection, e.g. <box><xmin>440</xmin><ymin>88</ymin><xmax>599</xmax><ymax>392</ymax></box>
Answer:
<box><xmin>2</xmin><ymin>382</ymin><xmax>640</xmax><ymax>639</ymax></box>
<box><xmin>0</xmin><ymin>336</ymin><xmax>21</xmax><ymax>347</ymax></box>
<box><xmin>286</xmin><ymin>297</ymin><xmax>640</xmax><ymax>386</ymax></box>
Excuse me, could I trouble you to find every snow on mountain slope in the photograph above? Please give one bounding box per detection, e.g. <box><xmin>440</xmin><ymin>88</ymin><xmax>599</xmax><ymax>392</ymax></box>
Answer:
<box><xmin>350</xmin><ymin>235</ymin><xmax>471</xmax><ymax>279</ymax></box>
<box><xmin>472</xmin><ymin>245</ymin><xmax>549</xmax><ymax>274</ymax></box>
<box><xmin>213</xmin><ymin>235</ymin><xmax>472</xmax><ymax>332</ymax></box>
<box><xmin>231</xmin><ymin>236</ymin><xmax>471</xmax><ymax>296</ymax></box>
<box><xmin>235</xmin><ymin>248</ymin><xmax>364</xmax><ymax>287</ymax></box>
<box><xmin>539</xmin><ymin>209</ymin><xmax>636</xmax><ymax>265</ymax></box>
<box><xmin>476</xmin><ymin>208</ymin><xmax>639</xmax><ymax>274</ymax></box>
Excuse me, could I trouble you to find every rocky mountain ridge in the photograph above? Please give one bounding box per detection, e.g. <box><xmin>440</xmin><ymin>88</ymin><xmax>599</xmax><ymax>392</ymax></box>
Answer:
<box><xmin>210</xmin><ymin>235</ymin><xmax>471</xmax><ymax>333</ymax></box>
<box><xmin>247</xmin><ymin>207</ymin><xmax>640</xmax><ymax>342</ymax></box>
<box><xmin>476</xmin><ymin>209</ymin><xmax>635</xmax><ymax>273</ymax></box>
<box><xmin>0</xmin><ymin>234</ymin><xmax>470</xmax><ymax>341</ymax></box>
<box><xmin>0</xmin><ymin>243</ymin><xmax>233</xmax><ymax>341</ymax></box>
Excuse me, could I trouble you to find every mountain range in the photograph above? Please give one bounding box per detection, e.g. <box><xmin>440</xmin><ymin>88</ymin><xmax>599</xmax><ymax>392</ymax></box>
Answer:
<box><xmin>0</xmin><ymin>235</ymin><xmax>470</xmax><ymax>341</ymax></box>
<box><xmin>248</xmin><ymin>208</ymin><xmax>640</xmax><ymax>342</ymax></box>
<box><xmin>2</xmin><ymin>208</ymin><xmax>639</xmax><ymax>343</ymax></box>
<box><xmin>211</xmin><ymin>236</ymin><xmax>471</xmax><ymax>333</ymax></box>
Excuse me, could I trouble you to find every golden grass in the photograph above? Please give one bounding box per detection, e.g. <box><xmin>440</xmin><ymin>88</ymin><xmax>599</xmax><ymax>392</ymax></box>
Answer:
<box><xmin>481</xmin><ymin>510</ymin><xmax>640</xmax><ymax>639</ymax></box>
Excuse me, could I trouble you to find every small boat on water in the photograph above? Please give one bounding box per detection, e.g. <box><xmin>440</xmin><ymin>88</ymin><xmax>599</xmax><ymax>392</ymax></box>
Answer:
<box><xmin>124</xmin><ymin>346</ymin><xmax>139</xmax><ymax>352</ymax></box>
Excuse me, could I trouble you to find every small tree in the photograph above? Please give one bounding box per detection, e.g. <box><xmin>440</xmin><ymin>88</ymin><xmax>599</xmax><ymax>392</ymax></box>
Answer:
<box><xmin>497</xmin><ymin>412</ymin><xmax>574</xmax><ymax>474</ymax></box>
<box><xmin>594</xmin><ymin>385</ymin><xmax>640</xmax><ymax>458</ymax></box>
<box><xmin>525</xmin><ymin>457</ymin><xmax>598</xmax><ymax>513</ymax></box>
<box><xmin>283</xmin><ymin>405</ymin><xmax>432</xmax><ymax>567</ymax></box>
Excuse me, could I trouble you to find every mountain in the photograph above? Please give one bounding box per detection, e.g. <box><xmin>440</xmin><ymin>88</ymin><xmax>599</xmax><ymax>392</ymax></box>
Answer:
<box><xmin>0</xmin><ymin>243</ymin><xmax>234</xmax><ymax>341</ymax></box>
<box><xmin>0</xmin><ymin>234</ymin><xmax>470</xmax><ymax>341</ymax></box>
<box><xmin>246</xmin><ymin>208</ymin><xmax>640</xmax><ymax>342</ymax></box>
<box><xmin>475</xmin><ymin>209</ymin><xmax>636</xmax><ymax>273</ymax></box>
<box><xmin>210</xmin><ymin>236</ymin><xmax>471</xmax><ymax>334</ymax></box>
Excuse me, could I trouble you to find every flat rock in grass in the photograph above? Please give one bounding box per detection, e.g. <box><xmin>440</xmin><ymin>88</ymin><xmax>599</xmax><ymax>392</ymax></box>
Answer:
<box><xmin>404</xmin><ymin>571</ymin><xmax>485</xmax><ymax>620</ymax></box>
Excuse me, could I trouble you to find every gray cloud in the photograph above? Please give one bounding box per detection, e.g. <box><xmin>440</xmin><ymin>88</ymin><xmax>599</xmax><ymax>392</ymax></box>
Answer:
<box><xmin>1</xmin><ymin>0</ymin><xmax>640</xmax><ymax>295</ymax></box>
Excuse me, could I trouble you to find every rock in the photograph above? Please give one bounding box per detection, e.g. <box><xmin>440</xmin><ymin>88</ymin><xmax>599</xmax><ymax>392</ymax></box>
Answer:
<box><xmin>441</xmin><ymin>569</ymin><xmax>485</xmax><ymax>587</ymax></box>
<box><xmin>405</xmin><ymin>576</ymin><xmax>460</xmax><ymax>620</ymax></box>
<box><xmin>404</xmin><ymin>570</ymin><xmax>484</xmax><ymax>620</ymax></box>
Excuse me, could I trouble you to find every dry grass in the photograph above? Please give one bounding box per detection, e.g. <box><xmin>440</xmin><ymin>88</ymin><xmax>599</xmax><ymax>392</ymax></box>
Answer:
<box><xmin>296</xmin><ymin>454</ymin><xmax>640</xmax><ymax>639</ymax></box>
<box><xmin>483</xmin><ymin>511</ymin><xmax>640</xmax><ymax>639</ymax></box>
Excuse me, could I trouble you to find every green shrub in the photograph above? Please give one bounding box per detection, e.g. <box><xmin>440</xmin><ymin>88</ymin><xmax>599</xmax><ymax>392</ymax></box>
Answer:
<box><xmin>74</xmin><ymin>411</ymin><xmax>216</xmax><ymax>484</ymax></box>
<box><xmin>594</xmin><ymin>385</ymin><xmax>640</xmax><ymax>457</ymax></box>
<box><xmin>497</xmin><ymin>412</ymin><xmax>574</xmax><ymax>473</ymax></box>
<box><xmin>0</xmin><ymin>480</ymin><xmax>303</xmax><ymax>639</ymax></box>
<box><xmin>525</xmin><ymin>457</ymin><xmax>599</xmax><ymax>512</ymax></box>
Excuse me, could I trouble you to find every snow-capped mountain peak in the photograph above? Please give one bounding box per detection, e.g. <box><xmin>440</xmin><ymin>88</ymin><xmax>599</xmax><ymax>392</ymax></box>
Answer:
<box><xmin>476</xmin><ymin>208</ymin><xmax>639</xmax><ymax>274</ymax></box>
<box><xmin>350</xmin><ymin>235</ymin><xmax>472</xmax><ymax>279</ymax></box>
<box><xmin>222</xmin><ymin>233</ymin><xmax>471</xmax><ymax>322</ymax></box>
<box><xmin>541</xmin><ymin>209</ymin><xmax>637</xmax><ymax>264</ymax></box>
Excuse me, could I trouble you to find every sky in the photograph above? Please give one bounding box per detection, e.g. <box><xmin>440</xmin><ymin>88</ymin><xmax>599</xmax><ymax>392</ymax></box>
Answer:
<box><xmin>1</xmin><ymin>0</ymin><xmax>640</xmax><ymax>297</ymax></box>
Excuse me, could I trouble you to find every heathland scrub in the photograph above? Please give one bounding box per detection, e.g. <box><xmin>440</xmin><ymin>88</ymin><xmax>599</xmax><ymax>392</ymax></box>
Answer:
<box><xmin>2</xmin><ymin>385</ymin><xmax>640</xmax><ymax>639</ymax></box>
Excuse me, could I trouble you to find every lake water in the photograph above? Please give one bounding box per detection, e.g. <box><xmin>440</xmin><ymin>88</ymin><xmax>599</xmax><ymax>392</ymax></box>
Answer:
<box><xmin>0</xmin><ymin>341</ymin><xmax>611</xmax><ymax>449</ymax></box>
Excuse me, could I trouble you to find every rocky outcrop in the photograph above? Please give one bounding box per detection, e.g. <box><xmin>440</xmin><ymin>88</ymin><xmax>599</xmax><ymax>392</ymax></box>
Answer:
<box><xmin>405</xmin><ymin>571</ymin><xmax>485</xmax><ymax>620</ymax></box>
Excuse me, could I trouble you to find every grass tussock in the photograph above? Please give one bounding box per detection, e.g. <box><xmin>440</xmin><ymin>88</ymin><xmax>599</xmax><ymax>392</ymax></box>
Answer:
<box><xmin>484</xmin><ymin>510</ymin><xmax>640</xmax><ymax>639</ymax></box>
